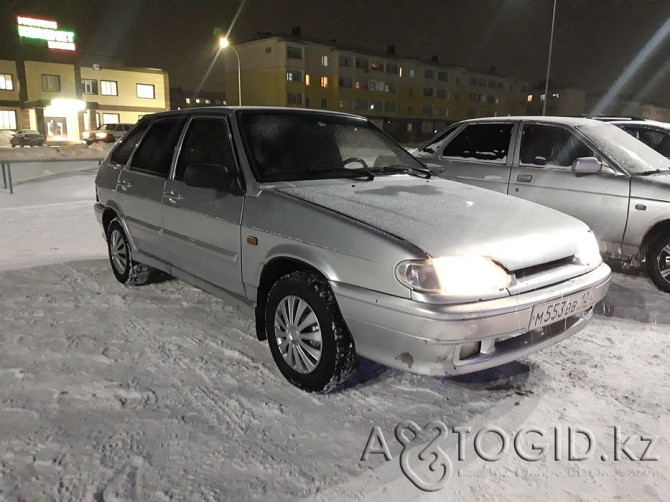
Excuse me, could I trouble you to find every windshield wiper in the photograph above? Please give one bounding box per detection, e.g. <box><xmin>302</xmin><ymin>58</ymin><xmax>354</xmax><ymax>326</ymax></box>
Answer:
<box><xmin>315</xmin><ymin>167</ymin><xmax>375</xmax><ymax>181</ymax></box>
<box><xmin>372</xmin><ymin>165</ymin><xmax>432</xmax><ymax>179</ymax></box>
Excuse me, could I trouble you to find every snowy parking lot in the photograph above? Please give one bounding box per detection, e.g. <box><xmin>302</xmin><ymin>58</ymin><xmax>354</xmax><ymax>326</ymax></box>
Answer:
<box><xmin>0</xmin><ymin>170</ymin><xmax>668</xmax><ymax>501</ymax></box>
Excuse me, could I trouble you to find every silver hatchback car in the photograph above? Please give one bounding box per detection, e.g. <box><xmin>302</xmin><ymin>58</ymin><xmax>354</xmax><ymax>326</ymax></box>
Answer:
<box><xmin>95</xmin><ymin>108</ymin><xmax>610</xmax><ymax>392</ymax></box>
<box><xmin>414</xmin><ymin>117</ymin><xmax>670</xmax><ymax>292</ymax></box>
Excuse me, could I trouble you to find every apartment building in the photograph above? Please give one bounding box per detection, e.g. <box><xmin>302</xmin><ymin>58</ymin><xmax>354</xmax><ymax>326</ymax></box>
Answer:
<box><xmin>222</xmin><ymin>31</ymin><xmax>529</xmax><ymax>142</ymax></box>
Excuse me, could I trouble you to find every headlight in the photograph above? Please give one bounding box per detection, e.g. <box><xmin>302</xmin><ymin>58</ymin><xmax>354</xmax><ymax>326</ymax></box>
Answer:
<box><xmin>95</xmin><ymin>132</ymin><xmax>107</xmax><ymax>138</ymax></box>
<box><xmin>574</xmin><ymin>231</ymin><xmax>602</xmax><ymax>267</ymax></box>
<box><xmin>395</xmin><ymin>256</ymin><xmax>511</xmax><ymax>297</ymax></box>
<box><xmin>82</xmin><ymin>132</ymin><xmax>90</xmax><ymax>139</ymax></box>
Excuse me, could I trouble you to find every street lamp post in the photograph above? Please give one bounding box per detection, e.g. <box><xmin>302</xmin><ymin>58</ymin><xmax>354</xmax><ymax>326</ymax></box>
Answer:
<box><xmin>542</xmin><ymin>0</ymin><xmax>557</xmax><ymax>116</ymax></box>
<box><xmin>219</xmin><ymin>37</ymin><xmax>242</xmax><ymax>106</ymax></box>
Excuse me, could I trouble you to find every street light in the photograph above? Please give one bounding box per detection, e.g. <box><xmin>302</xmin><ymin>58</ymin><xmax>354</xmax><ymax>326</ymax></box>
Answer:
<box><xmin>219</xmin><ymin>36</ymin><xmax>242</xmax><ymax>106</ymax></box>
<box><xmin>542</xmin><ymin>0</ymin><xmax>557</xmax><ymax>116</ymax></box>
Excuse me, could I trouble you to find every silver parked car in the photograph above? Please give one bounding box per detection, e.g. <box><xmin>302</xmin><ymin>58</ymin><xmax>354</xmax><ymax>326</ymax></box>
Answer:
<box><xmin>414</xmin><ymin>117</ymin><xmax>670</xmax><ymax>292</ymax></box>
<box><xmin>95</xmin><ymin>108</ymin><xmax>610</xmax><ymax>392</ymax></box>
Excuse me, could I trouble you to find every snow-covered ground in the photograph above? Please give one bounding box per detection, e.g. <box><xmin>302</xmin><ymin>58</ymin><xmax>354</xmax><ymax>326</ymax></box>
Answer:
<box><xmin>0</xmin><ymin>171</ymin><xmax>668</xmax><ymax>501</ymax></box>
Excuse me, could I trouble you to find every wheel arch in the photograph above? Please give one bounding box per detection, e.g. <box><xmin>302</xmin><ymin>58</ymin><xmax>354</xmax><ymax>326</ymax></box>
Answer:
<box><xmin>641</xmin><ymin>219</ymin><xmax>670</xmax><ymax>257</ymax></box>
<box><xmin>254</xmin><ymin>257</ymin><xmax>327</xmax><ymax>341</ymax></box>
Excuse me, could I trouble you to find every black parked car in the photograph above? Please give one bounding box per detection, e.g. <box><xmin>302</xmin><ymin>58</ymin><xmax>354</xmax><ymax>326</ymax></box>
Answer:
<box><xmin>10</xmin><ymin>129</ymin><xmax>45</xmax><ymax>147</ymax></box>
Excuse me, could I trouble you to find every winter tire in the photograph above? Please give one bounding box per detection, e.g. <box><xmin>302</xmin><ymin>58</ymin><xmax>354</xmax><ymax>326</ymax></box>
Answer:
<box><xmin>265</xmin><ymin>271</ymin><xmax>357</xmax><ymax>392</ymax></box>
<box><xmin>646</xmin><ymin>232</ymin><xmax>670</xmax><ymax>293</ymax></box>
<box><xmin>106</xmin><ymin>219</ymin><xmax>151</xmax><ymax>286</ymax></box>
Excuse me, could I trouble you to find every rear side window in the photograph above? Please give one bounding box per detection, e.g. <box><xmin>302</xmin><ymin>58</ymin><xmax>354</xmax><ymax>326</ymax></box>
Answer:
<box><xmin>129</xmin><ymin>118</ymin><xmax>186</xmax><ymax>177</ymax></box>
<box><xmin>174</xmin><ymin>118</ymin><xmax>238</xmax><ymax>181</ymax></box>
<box><xmin>110</xmin><ymin>121</ymin><xmax>149</xmax><ymax>166</ymax></box>
<box><xmin>442</xmin><ymin>123</ymin><xmax>512</xmax><ymax>162</ymax></box>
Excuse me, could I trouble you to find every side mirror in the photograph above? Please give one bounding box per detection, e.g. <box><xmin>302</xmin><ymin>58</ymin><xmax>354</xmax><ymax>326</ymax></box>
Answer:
<box><xmin>184</xmin><ymin>163</ymin><xmax>234</xmax><ymax>191</ymax></box>
<box><xmin>572</xmin><ymin>157</ymin><xmax>602</xmax><ymax>174</ymax></box>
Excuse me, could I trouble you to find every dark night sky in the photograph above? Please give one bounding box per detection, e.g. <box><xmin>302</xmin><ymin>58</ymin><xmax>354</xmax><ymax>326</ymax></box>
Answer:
<box><xmin>3</xmin><ymin>0</ymin><xmax>670</xmax><ymax>105</ymax></box>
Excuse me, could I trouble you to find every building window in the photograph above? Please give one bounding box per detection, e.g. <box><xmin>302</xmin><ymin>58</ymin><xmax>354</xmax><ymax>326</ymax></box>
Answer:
<box><xmin>423</xmin><ymin>87</ymin><xmax>434</xmax><ymax>97</ymax></box>
<box><xmin>42</xmin><ymin>74</ymin><xmax>61</xmax><ymax>92</ymax></box>
<box><xmin>408</xmin><ymin>69</ymin><xmax>415</xmax><ymax>78</ymax></box>
<box><xmin>287</xmin><ymin>92</ymin><xmax>302</xmax><ymax>105</ymax></box>
<box><xmin>185</xmin><ymin>98</ymin><xmax>191</xmax><ymax>104</ymax></box>
<box><xmin>305</xmin><ymin>74</ymin><xmax>311</xmax><ymax>86</ymax></box>
<box><xmin>339</xmin><ymin>55</ymin><xmax>353</xmax><ymax>67</ymax></box>
<box><xmin>137</xmin><ymin>83</ymin><xmax>155</xmax><ymax>99</ymax></box>
<box><xmin>424</xmin><ymin>69</ymin><xmax>435</xmax><ymax>79</ymax></box>
<box><xmin>422</xmin><ymin>105</ymin><xmax>433</xmax><ymax>116</ymax></box>
<box><xmin>355</xmin><ymin>79</ymin><xmax>368</xmax><ymax>90</ymax></box>
<box><xmin>355</xmin><ymin>58</ymin><xmax>369</xmax><ymax>70</ymax></box>
<box><xmin>0</xmin><ymin>110</ymin><xmax>17</xmax><ymax>129</ymax></box>
<box><xmin>321</xmin><ymin>55</ymin><xmax>328</xmax><ymax>67</ymax></box>
<box><xmin>437</xmin><ymin>71</ymin><xmax>448</xmax><ymax>82</ymax></box>
<box><xmin>369</xmin><ymin>80</ymin><xmax>385</xmax><ymax>91</ymax></box>
<box><xmin>339</xmin><ymin>98</ymin><xmax>352</xmax><ymax>109</ymax></box>
<box><xmin>478</xmin><ymin>78</ymin><xmax>486</xmax><ymax>86</ymax></box>
<box><xmin>338</xmin><ymin>76</ymin><xmax>353</xmax><ymax>88</ymax></box>
<box><xmin>437</xmin><ymin>88</ymin><xmax>448</xmax><ymax>99</ymax></box>
<box><xmin>101</xmin><ymin>80</ymin><xmax>118</xmax><ymax>96</ymax></box>
<box><xmin>287</xmin><ymin>46</ymin><xmax>302</xmax><ymax>59</ymax></box>
<box><xmin>102</xmin><ymin>113</ymin><xmax>120</xmax><ymax>124</ymax></box>
<box><xmin>370</xmin><ymin>61</ymin><xmax>384</xmax><ymax>72</ymax></box>
<box><xmin>320</xmin><ymin>76</ymin><xmax>328</xmax><ymax>88</ymax></box>
<box><xmin>354</xmin><ymin>99</ymin><xmax>368</xmax><ymax>110</ymax></box>
<box><xmin>384</xmin><ymin>102</ymin><xmax>397</xmax><ymax>112</ymax></box>
<box><xmin>82</xmin><ymin>78</ymin><xmax>98</xmax><ymax>94</ymax></box>
<box><xmin>286</xmin><ymin>70</ymin><xmax>302</xmax><ymax>82</ymax></box>
<box><xmin>321</xmin><ymin>98</ymin><xmax>328</xmax><ymax>108</ymax></box>
<box><xmin>527</xmin><ymin>94</ymin><xmax>533</xmax><ymax>102</ymax></box>
<box><xmin>421</xmin><ymin>121</ymin><xmax>435</xmax><ymax>133</ymax></box>
<box><xmin>386</xmin><ymin>63</ymin><xmax>398</xmax><ymax>74</ymax></box>
<box><xmin>385</xmin><ymin>82</ymin><xmax>396</xmax><ymax>93</ymax></box>
<box><xmin>205</xmin><ymin>99</ymin><xmax>211</xmax><ymax>104</ymax></box>
<box><xmin>370</xmin><ymin>100</ymin><xmax>382</xmax><ymax>111</ymax></box>
<box><xmin>469</xmin><ymin>77</ymin><xmax>477</xmax><ymax>86</ymax></box>
<box><xmin>0</xmin><ymin>74</ymin><xmax>14</xmax><ymax>91</ymax></box>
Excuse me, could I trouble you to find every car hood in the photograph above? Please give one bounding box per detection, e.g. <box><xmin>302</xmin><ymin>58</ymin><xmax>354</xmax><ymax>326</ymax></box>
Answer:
<box><xmin>275</xmin><ymin>177</ymin><xmax>590</xmax><ymax>271</ymax></box>
<box><xmin>631</xmin><ymin>172</ymin><xmax>670</xmax><ymax>201</ymax></box>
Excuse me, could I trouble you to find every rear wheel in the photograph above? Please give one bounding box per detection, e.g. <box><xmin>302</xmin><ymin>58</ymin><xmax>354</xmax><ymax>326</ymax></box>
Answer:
<box><xmin>265</xmin><ymin>271</ymin><xmax>357</xmax><ymax>392</ymax></box>
<box><xmin>646</xmin><ymin>232</ymin><xmax>670</xmax><ymax>292</ymax></box>
<box><xmin>106</xmin><ymin>219</ymin><xmax>151</xmax><ymax>285</ymax></box>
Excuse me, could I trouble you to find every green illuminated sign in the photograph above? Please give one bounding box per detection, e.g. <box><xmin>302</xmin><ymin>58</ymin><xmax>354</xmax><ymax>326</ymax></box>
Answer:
<box><xmin>17</xmin><ymin>16</ymin><xmax>76</xmax><ymax>51</ymax></box>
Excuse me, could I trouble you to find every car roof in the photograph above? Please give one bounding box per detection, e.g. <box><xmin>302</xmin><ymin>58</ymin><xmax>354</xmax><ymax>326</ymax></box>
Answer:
<box><xmin>607</xmin><ymin>119</ymin><xmax>670</xmax><ymax>130</ymax></box>
<box><xmin>138</xmin><ymin>106</ymin><xmax>368</xmax><ymax>123</ymax></box>
<box><xmin>456</xmin><ymin>116</ymin><xmax>606</xmax><ymax>127</ymax></box>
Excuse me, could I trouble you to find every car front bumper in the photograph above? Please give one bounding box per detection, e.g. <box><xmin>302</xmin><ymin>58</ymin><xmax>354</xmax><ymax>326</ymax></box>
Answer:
<box><xmin>331</xmin><ymin>262</ymin><xmax>611</xmax><ymax>376</ymax></box>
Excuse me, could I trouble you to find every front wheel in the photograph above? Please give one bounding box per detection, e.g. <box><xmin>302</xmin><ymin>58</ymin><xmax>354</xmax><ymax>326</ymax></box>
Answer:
<box><xmin>265</xmin><ymin>271</ymin><xmax>357</xmax><ymax>392</ymax></box>
<box><xmin>646</xmin><ymin>233</ymin><xmax>670</xmax><ymax>292</ymax></box>
<box><xmin>106</xmin><ymin>219</ymin><xmax>151</xmax><ymax>285</ymax></box>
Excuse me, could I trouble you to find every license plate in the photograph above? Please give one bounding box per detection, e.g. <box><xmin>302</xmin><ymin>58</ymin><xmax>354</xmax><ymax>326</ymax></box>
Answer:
<box><xmin>529</xmin><ymin>288</ymin><xmax>596</xmax><ymax>329</ymax></box>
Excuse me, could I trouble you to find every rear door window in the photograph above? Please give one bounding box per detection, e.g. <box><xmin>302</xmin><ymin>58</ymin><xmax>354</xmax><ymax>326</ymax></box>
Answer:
<box><xmin>110</xmin><ymin>121</ymin><xmax>150</xmax><ymax>166</ymax></box>
<box><xmin>128</xmin><ymin>118</ymin><xmax>186</xmax><ymax>177</ymax></box>
<box><xmin>174</xmin><ymin>118</ymin><xmax>238</xmax><ymax>181</ymax></box>
<box><xmin>442</xmin><ymin>123</ymin><xmax>513</xmax><ymax>162</ymax></box>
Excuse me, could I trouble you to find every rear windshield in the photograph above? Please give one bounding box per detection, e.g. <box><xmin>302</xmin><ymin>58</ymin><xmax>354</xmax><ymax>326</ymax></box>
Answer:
<box><xmin>237</xmin><ymin>110</ymin><xmax>423</xmax><ymax>182</ymax></box>
<box><xmin>577</xmin><ymin>122</ymin><xmax>670</xmax><ymax>174</ymax></box>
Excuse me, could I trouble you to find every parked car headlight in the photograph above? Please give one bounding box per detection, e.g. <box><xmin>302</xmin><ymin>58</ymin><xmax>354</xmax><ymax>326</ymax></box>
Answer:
<box><xmin>95</xmin><ymin>132</ymin><xmax>108</xmax><ymax>139</ymax></box>
<box><xmin>82</xmin><ymin>132</ymin><xmax>90</xmax><ymax>139</ymax></box>
<box><xmin>395</xmin><ymin>257</ymin><xmax>511</xmax><ymax>297</ymax></box>
<box><xmin>574</xmin><ymin>231</ymin><xmax>602</xmax><ymax>267</ymax></box>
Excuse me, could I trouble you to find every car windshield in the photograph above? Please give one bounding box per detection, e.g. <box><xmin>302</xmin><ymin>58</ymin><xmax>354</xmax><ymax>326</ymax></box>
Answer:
<box><xmin>237</xmin><ymin>110</ymin><xmax>426</xmax><ymax>182</ymax></box>
<box><xmin>577</xmin><ymin>122</ymin><xmax>670</xmax><ymax>174</ymax></box>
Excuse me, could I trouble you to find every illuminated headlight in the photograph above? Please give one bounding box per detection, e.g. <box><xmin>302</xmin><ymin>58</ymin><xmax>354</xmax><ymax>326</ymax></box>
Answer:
<box><xmin>82</xmin><ymin>132</ymin><xmax>90</xmax><ymax>139</ymax></box>
<box><xmin>574</xmin><ymin>231</ymin><xmax>602</xmax><ymax>267</ymax></box>
<box><xmin>395</xmin><ymin>257</ymin><xmax>511</xmax><ymax>297</ymax></box>
<box><xmin>95</xmin><ymin>132</ymin><xmax>108</xmax><ymax>138</ymax></box>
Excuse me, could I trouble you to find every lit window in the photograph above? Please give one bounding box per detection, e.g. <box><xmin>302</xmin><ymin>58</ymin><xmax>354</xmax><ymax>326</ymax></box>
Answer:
<box><xmin>0</xmin><ymin>110</ymin><xmax>17</xmax><ymax>129</ymax></box>
<box><xmin>82</xmin><ymin>78</ymin><xmax>98</xmax><ymax>94</ymax></box>
<box><xmin>540</xmin><ymin>94</ymin><xmax>546</xmax><ymax>101</ymax></box>
<box><xmin>399</xmin><ymin>67</ymin><xmax>403</xmax><ymax>78</ymax></box>
<box><xmin>185</xmin><ymin>98</ymin><xmax>191</xmax><ymax>104</ymax></box>
<box><xmin>102</xmin><ymin>113</ymin><xmax>119</xmax><ymax>124</ymax></box>
<box><xmin>552</xmin><ymin>93</ymin><xmax>560</xmax><ymax>99</ymax></box>
<box><xmin>320</xmin><ymin>76</ymin><xmax>328</xmax><ymax>88</ymax></box>
<box><xmin>195</xmin><ymin>98</ymin><xmax>201</xmax><ymax>104</ymax></box>
<box><xmin>305</xmin><ymin>74</ymin><xmax>311</xmax><ymax>86</ymax></box>
<box><xmin>101</xmin><ymin>80</ymin><xmax>118</xmax><ymax>96</ymax></box>
<box><xmin>0</xmin><ymin>74</ymin><xmax>13</xmax><ymax>91</ymax></box>
<box><xmin>527</xmin><ymin>95</ymin><xmax>533</xmax><ymax>102</ymax></box>
<box><xmin>286</xmin><ymin>70</ymin><xmax>302</xmax><ymax>82</ymax></box>
<box><xmin>321</xmin><ymin>55</ymin><xmax>328</xmax><ymax>67</ymax></box>
<box><xmin>136</xmin><ymin>83</ymin><xmax>155</xmax><ymax>99</ymax></box>
<box><xmin>409</xmin><ymin>69</ymin><xmax>415</xmax><ymax>78</ymax></box>
<box><xmin>205</xmin><ymin>99</ymin><xmax>211</xmax><ymax>104</ymax></box>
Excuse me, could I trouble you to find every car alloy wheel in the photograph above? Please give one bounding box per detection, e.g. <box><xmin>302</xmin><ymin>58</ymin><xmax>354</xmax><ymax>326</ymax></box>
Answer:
<box><xmin>646</xmin><ymin>232</ymin><xmax>670</xmax><ymax>293</ymax></box>
<box><xmin>265</xmin><ymin>270</ymin><xmax>357</xmax><ymax>392</ymax></box>
<box><xmin>273</xmin><ymin>295</ymin><xmax>323</xmax><ymax>373</ymax></box>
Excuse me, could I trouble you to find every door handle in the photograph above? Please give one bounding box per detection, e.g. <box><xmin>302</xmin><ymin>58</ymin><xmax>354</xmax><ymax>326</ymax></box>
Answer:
<box><xmin>165</xmin><ymin>190</ymin><xmax>183</xmax><ymax>204</ymax></box>
<box><xmin>516</xmin><ymin>174</ymin><xmax>533</xmax><ymax>183</ymax></box>
<box><xmin>118</xmin><ymin>179</ymin><xmax>132</xmax><ymax>191</ymax></box>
